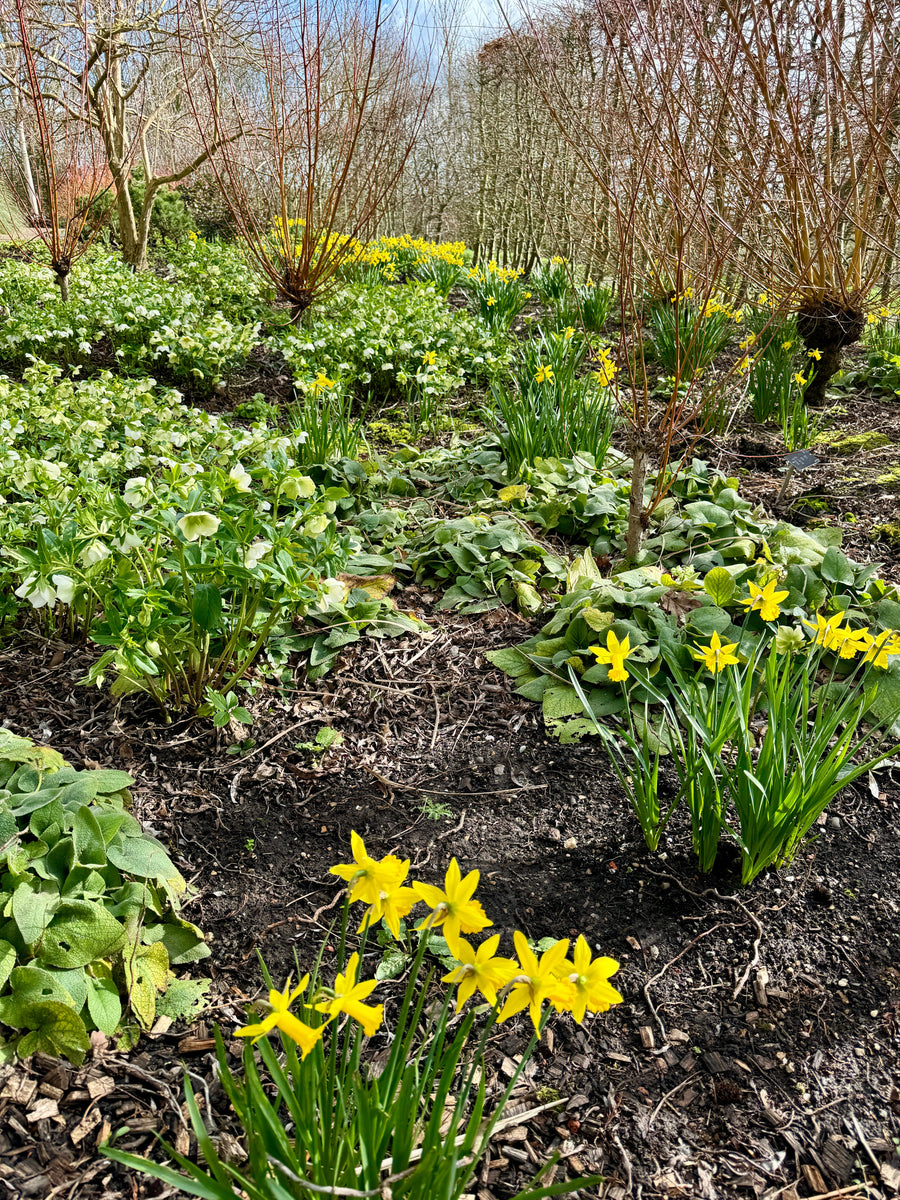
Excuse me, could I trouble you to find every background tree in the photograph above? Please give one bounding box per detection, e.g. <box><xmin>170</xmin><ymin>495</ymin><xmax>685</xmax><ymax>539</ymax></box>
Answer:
<box><xmin>691</xmin><ymin>0</ymin><xmax>900</xmax><ymax>405</ymax></box>
<box><xmin>0</xmin><ymin>0</ymin><xmax>113</xmax><ymax>298</ymax></box>
<box><xmin>183</xmin><ymin>0</ymin><xmax>437</xmax><ymax>321</ymax></box>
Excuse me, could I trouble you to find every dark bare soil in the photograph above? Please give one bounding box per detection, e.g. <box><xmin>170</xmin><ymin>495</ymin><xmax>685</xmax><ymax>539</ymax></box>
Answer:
<box><xmin>0</xmin><ymin>583</ymin><xmax>898</xmax><ymax>1199</ymax></box>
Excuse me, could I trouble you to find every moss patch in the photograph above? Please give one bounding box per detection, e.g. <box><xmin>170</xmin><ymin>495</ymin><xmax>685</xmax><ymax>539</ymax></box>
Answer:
<box><xmin>873</xmin><ymin>521</ymin><xmax>900</xmax><ymax>547</ymax></box>
<box><xmin>817</xmin><ymin>430</ymin><xmax>893</xmax><ymax>455</ymax></box>
<box><xmin>875</xmin><ymin>464</ymin><xmax>900</xmax><ymax>492</ymax></box>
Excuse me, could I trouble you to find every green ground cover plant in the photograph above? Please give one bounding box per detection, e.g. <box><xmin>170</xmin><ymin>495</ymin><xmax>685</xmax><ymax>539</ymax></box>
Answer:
<box><xmin>276</xmin><ymin>280</ymin><xmax>509</xmax><ymax>407</ymax></box>
<box><xmin>0</xmin><ymin>730</ymin><xmax>208</xmax><ymax>1064</ymax></box>
<box><xmin>0</xmin><ymin>246</ymin><xmax>265</xmax><ymax>388</ymax></box>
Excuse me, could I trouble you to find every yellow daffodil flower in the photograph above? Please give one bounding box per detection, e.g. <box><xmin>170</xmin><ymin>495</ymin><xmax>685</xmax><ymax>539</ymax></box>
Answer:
<box><xmin>692</xmin><ymin>630</ymin><xmax>740</xmax><ymax>674</ymax></box>
<box><xmin>359</xmin><ymin>884</ymin><xmax>419</xmax><ymax>940</ymax></box>
<box><xmin>534</xmin><ymin>364</ymin><xmax>554</xmax><ymax>384</ymax></box>
<box><xmin>441</xmin><ymin>933</ymin><xmax>518</xmax><ymax>1010</ymax></box>
<box><xmin>316</xmin><ymin>953</ymin><xmax>382</xmax><ymax>1036</ymax></box>
<box><xmin>861</xmin><ymin>629</ymin><xmax>900</xmax><ymax>668</ymax></box>
<box><xmin>329</xmin><ymin>830</ymin><xmax>409</xmax><ymax>906</ymax></box>
<box><xmin>834</xmin><ymin>626</ymin><xmax>869</xmax><ymax>660</ymax></box>
<box><xmin>498</xmin><ymin>932</ymin><xmax>574</xmax><ymax>1033</ymax></box>
<box><xmin>782</xmin><ymin>340</ymin><xmax>793</xmax><ymax>350</ymax></box>
<box><xmin>422</xmin><ymin>350</ymin><xmax>436</xmax><ymax>366</ymax></box>
<box><xmin>412</xmin><ymin>858</ymin><xmax>492</xmax><ymax>942</ymax></box>
<box><xmin>808</xmin><ymin>348</ymin><xmax>822</xmax><ymax>360</ymax></box>
<box><xmin>793</xmin><ymin>372</ymin><xmax>808</xmax><ymax>387</ymax></box>
<box><xmin>589</xmin><ymin>630</ymin><xmax>632</xmax><ymax>682</ymax></box>
<box><xmin>560</xmin><ymin>936</ymin><xmax>623</xmax><ymax>1024</ymax></box>
<box><xmin>312</xmin><ymin>371</ymin><xmax>334</xmax><ymax>396</ymax></box>
<box><xmin>486</xmin><ymin>296</ymin><xmax>496</xmax><ymax>306</ymax></box>
<box><xmin>234</xmin><ymin>976</ymin><xmax>322</xmax><ymax>1058</ymax></box>
<box><xmin>741</xmin><ymin>578</ymin><xmax>789</xmax><ymax>622</ymax></box>
<box><xmin>803</xmin><ymin>612</ymin><xmax>845</xmax><ymax>650</ymax></box>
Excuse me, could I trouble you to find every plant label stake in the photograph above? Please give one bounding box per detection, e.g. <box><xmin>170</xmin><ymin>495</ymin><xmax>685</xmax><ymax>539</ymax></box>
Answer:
<box><xmin>775</xmin><ymin>449</ymin><xmax>819</xmax><ymax>506</ymax></box>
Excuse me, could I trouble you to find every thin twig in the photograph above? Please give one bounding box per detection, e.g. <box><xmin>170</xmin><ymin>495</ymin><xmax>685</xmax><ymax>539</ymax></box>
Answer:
<box><xmin>642</xmin><ymin>923</ymin><xmax>724</xmax><ymax>1040</ymax></box>
<box><xmin>611</xmin><ymin>1131</ymin><xmax>633</xmax><ymax>1194</ymax></box>
<box><xmin>647</xmin><ymin>1077</ymin><xmax>695</xmax><ymax>1127</ymax></box>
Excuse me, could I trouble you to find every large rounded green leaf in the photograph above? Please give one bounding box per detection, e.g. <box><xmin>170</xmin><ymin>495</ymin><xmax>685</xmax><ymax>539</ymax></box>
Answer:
<box><xmin>107</xmin><ymin>835</ymin><xmax>183</xmax><ymax>886</ymax></box>
<box><xmin>40</xmin><ymin>900</ymin><xmax>126</xmax><ymax>968</ymax></box>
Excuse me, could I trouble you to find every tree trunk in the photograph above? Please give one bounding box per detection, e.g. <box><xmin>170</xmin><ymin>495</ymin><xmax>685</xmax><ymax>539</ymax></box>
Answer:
<box><xmin>115</xmin><ymin>179</ymin><xmax>158</xmax><ymax>271</ymax></box>
<box><xmin>801</xmin><ymin>343</ymin><xmax>842</xmax><ymax>408</ymax></box>
<box><xmin>54</xmin><ymin>267</ymin><xmax>69</xmax><ymax>302</ymax></box>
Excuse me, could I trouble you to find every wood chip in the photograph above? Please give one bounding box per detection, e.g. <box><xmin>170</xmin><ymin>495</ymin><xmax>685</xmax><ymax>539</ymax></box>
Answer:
<box><xmin>86</xmin><ymin>1076</ymin><xmax>115</xmax><ymax>1101</ymax></box>
<box><xmin>70</xmin><ymin>1107</ymin><xmax>102</xmax><ymax>1145</ymax></box>
<box><xmin>177</xmin><ymin>1036</ymin><xmax>217</xmax><ymax>1054</ymax></box>
<box><xmin>882</xmin><ymin>1162</ymin><xmax>900</xmax><ymax>1191</ymax></box>
<box><xmin>494</xmin><ymin>1125</ymin><xmax>528</xmax><ymax>1142</ymax></box>
<box><xmin>2</xmin><ymin>1075</ymin><xmax>37</xmax><ymax>1105</ymax></box>
<box><xmin>702</xmin><ymin>1051</ymin><xmax>730</xmax><ymax>1074</ymax></box>
<box><xmin>820</xmin><ymin>1135</ymin><xmax>854</xmax><ymax>1183</ymax></box>
<box><xmin>667</xmin><ymin>1029</ymin><xmax>689</xmax><ymax>1044</ymax></box>
<box><xmin>37</xmin><ymin>1084</ymin><xmax>64</xmax><ymax>1102</ymax></box>
<box><xmin>639</xmin><ymin>1026</ymin><xmax>656</xmax><ymax>1049</ymax></box>
<box><xmin>800</xmin><ymin>1164</ymin><xmax>827</xmax><ymax>1193</ymax></box>
<box><xmin>753</xmin><ymin>968</ymin><xmax>769</xmax><ymax>1008</ymax></box>
<box><xmin>26</xmin><ymin>1097</ymin><xmax>59</xmax><ymax>1122</ymax></box>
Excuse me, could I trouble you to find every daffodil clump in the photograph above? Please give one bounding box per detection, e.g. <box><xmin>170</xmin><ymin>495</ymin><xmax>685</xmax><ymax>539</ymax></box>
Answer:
<box><xmin>106</xmin><ymin>835</ymin><xmax>618</xmax><ymax>1198</ymax></box>
<box><xmin>648</xmin><ymin>289</ymin><xmax>740</xmax><ymax>375</ymax></box>
<box><xmin>578</xmin><ymin>570</ymin><xmax>900</xmax><ymax>882</ymax></box>
<box><xmin>297</xmin><ymin>832</ymin><xmax>623</xmax><ymax>1038</ymax></box>
<box><xmin>466</xmin><ymin>260</ymin><xmax>531</xmax><ymax>329</ymax></box>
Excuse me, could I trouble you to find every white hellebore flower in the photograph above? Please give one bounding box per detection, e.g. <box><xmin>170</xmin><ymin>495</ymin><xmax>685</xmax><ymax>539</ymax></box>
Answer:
<box><xmin>52</xmin><ymin>575</ymin><xmax>75</xmax><ymax>605</ymax></box>
<box><xmin>14</xmin><ymin>575</ymin><xmax>57</xmax><ymax>609</ymax></box>
<box><xmin>177</xmin><ymin>511</ymin><xmax>220</xmax><ymax>541</ymax></box>
<box><xmin>304</xmin><ymin>514</ymin><xmax>329</xmax><ymax>537</ymax></box>
<box><xmin>123</xmin><ymin>477</ymin><xmax>147</xmax><ymax>506</ymax></box>
<box><xmin>244</xmin><ymin>540</ymin><xmax>272</xmax><ymax>568</ymax></box>
<box><xmin>229</xmin><ymin>462</ymin><xmax>253</xmax><ymax>492</ymax></box>
<box><xmin>311</xmin><ymin>576</ymin><xmax>348</xmax><ymax>614</ymax></box>
<box><xmin>321</xmin><ymin>577</ymin><xmax>347</xmax><ymax>605</ymax></box>
<box><xmin>82</xmin><ymin>540</ymin><xmax>111</xmax><ymax>567</ymax></box>
<box><xmin>282</xmin><ymin>474</ymin><xmax>316</xmax><ymax>500</ymax></box>
<box><xmin>112</xmin><ymin>532</ymin><xmax>143</xmax><ymax>553</ymax></box>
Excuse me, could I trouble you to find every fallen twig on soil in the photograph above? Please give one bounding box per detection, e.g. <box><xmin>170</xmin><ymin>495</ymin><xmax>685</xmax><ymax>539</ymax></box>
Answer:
<box><xmin>641</xmin><ymin>866</ymin><xmax>765</xmax><ymax>999</ymax></box>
